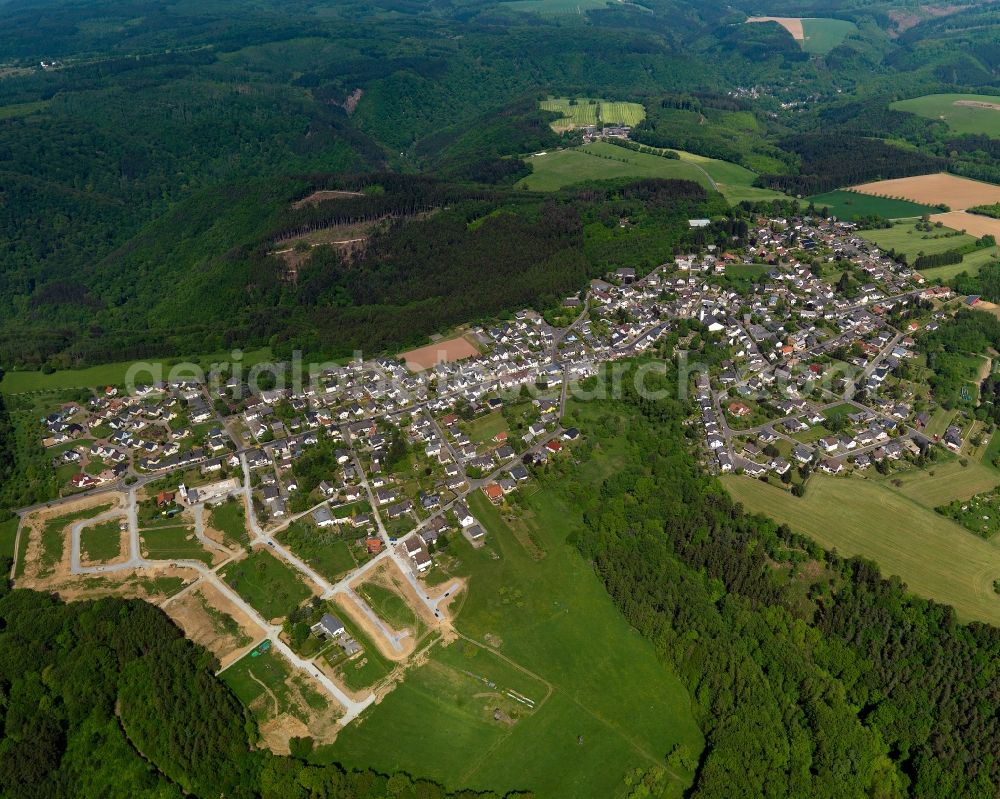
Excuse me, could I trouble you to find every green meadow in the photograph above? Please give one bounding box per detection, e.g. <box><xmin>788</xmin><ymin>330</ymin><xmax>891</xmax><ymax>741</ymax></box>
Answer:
<box><xmin>722</xmin><ymin>473</ymin><xmax>1000</xmax><ymax>626</ymax></box>
<box><xmin>800</xmin><ymin>18</ymin><xmax>857</xmax><ymax>55</ymax></box>
<box><xmin>0</xmin><ymin>347</ymin><xmax>272</xmax><ymax>394</ymax></box>
<box><xmin>325</xmin><ymin>451</ymin><xmax>702</xmax><ymax>797</ymax></box>
<box><xmin>517</xmin><ymin>142</ymin><xmax>711</xmax><ymax>192</ymax></box>
<box><xmin>807</xmin><ymin>189</ymin><xmax>939</xmax><ymax>220</ymax></box>
<box><xmin>892</xmin><ymin>94</ymin><xmax>1000</xmax><ymax>138</ymax></box>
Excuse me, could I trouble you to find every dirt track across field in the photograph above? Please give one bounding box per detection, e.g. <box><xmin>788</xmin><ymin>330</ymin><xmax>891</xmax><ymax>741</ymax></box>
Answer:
<box><xmin>930</xmin><ymin>211</ymin><xmax>1000</xmax><ymax>239</ymax></box>
<box><xmin>401</xmin><ymin>335</ymin><xmax>480</xmax><ymax>372</ymax></box>
<box><xmin>851</xmin><ymin>173</ymin><xmax>1000</xmax><ymax>211</ymax></box>
<box><xmin>746</xmin><ymin>16</ymin><xmax>804</xmax><ymax>39</ymax></box>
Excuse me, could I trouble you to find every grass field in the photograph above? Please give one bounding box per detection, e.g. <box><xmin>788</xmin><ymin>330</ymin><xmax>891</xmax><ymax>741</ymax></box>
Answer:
<box><xmin>0</xmin><ymin>347</ymin><xmax>272</xmax><ymax>394</ymax></box>
<box><xmin>0</xmin><ymin>100</ymin><xmax>50</xmax><ymax>119</ymax></box>
<box><xmin>139</xmin><ymin>525</ymin><xmax>213</xmax><ymax>564</ymax></box>
<box><xmin>80</xmin><ymin>519</ymin><xmax>123</xmax><ymax>562</ymax></box>
<box><xmin>877</xmin><ymin>459</ymin><xmax>1000</xmax><ymax>508</ymax></box>
<box><xmin>722</xmin><ymin>474</ymin><xmax>1000</xmax><ymax>625</ymax></box>
<box><xmin>922</xmin><ymin>245</ymin><xmax>1000</xmax><ymax>281</ymax></box>
<box><xmin>673</xmin><ymin>149</ymin><xmax>788</xmax><ymax>203</ymax></box>
<box><xmin>806</xmin><ymin>190</ymin><xmax>939</xmax><ymax>220</ymax></box>
<box><xmin>221</xmin><ymin>548</ymin><xmax>313</xmax><ymax>621</ymax></box>
<box><xmin>327</xmin><ymin>462</ymin><xmax>703</xmax><ymax>797</ymax></box>
<box><xmin>502</xmin><ymin>0</ymin><xmax>611</xmax><ymax>16</ymax></box>
<box><xmin>859</xmin><ymin>220</ymin><xmax>977</xmax><ymax>260</ymax></box>
<box><xmin>357</xmin><ymin>581</ymin><xmax>419</xmax><ymax>633</ymax></box>
<box><xmin>281</xmin><ymin>521</ymin><xmax>357</xmax><ymax>582</ymax></box>
<box><xmin>208</xmin><ymin>499</ymin><xmax>250</xmax><ymax>549</ymax></box>
<box><xmin>465</xmin><ymin>411</ymin><xmax>509</xmax><ymax>445</ymax></box>
<box><xmin>891</xmin><ymin>94</ymin><xmax>1000</xmax><ymax>138</ymax></box>
<box><xmin>517</xmin><ymin>142</ymin><xmax>710</xmax><ymax>192</ymax></box>
<box><xmin>800</xmin><ymin>18</ymin><xmax>857</xmax><ymax>54</ymax></box>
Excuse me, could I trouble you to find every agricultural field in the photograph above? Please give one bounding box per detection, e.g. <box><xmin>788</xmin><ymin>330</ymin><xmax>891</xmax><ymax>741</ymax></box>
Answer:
<box><xmin>722</xmin><ymin>474</ymin><xmax>1000</xmax><ymax>626</ymax></box>
<box><xmin>799</xmin><ymin>18</ymin><xmax>858</xmax><ymax>54</ymax></box>
<box><xmin>806</xmin><ymin>189</ymin><xmax>939</xmax><ymax>220</ymax></box>
<box><xmin>325</xmin><ymin>479</ymin><xmax>703</xmax><ymax>798</ymax></box>
<box><xmin>930</xmin><ymin>211</ymin><xmax>1000</xmax><ymax>241</ymax></box>
<box><xmin>517</xmin><ymin>142</ymin><xmax>710</xmax><ymax>192</ymax></box>
<box><xmin>891</xmin><ymin>94</ymin><xmax>1000</xmax><ymax>138</ymax></box>
<box><xmin>539</xmin><ymin>97</ymin><xmax>644</xmax><ymax>132</ymax></box>
<box><xmin>850</xmin><ymin>173</ymin><xmax>1000</xmax><ymax>211</ymax></box>
<box><xmin>745</xmin><ymin>16</ymin><xmax>857</xmax><ymax>54</ymax></box>
<box><xmin>876</xmin><ymin>458</ymin><xmax>1000</xmax><ymax>509</ymax></box>
<box><xmin>221</xmin><ymin>548</ymin><xmax>314</xmax><ymax>622</ymax></box>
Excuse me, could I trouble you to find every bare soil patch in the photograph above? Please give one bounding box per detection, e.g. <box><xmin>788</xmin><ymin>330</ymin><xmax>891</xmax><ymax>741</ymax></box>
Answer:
<box><xmin>888</xmin><ymin>5</ymin><xmax>961</xmax><ymax>35</ymax></box>
<box><xmin>253</xmin><ymin>666</ymin><xmax>343</xmax><ymax>753</ymax></box>
<box><xmin>291</xmin><ymin>189</ymin><xmax>365</xmax><ymax>209</ymax></box>
<box><xmin>746</xmin><ymin>16</ymin><xmax>804</xmax><ymax>39</ymax></box>
<box><xmin>930</xmin><ymin>210</ymin><xmax>1000</xmax><ymax>239</ymax></box>
<box><xmin>955</xmin><ymin>100</ymin><xmax>1000</xmax><ymax>112</ymax></box>
<box><xmin>29</xmin><ymin>564</ymin><xmax>199</xmax><ymax>603</ymax></box>
<box><xmin>851</xmin><ymin>173</ymin><xmax>1000</xmax><ymax>211</ymax></box>
<box><xmin>164</xmin><ymin>583</ymin><xmax>260</xmax><ymax>669</ymax></box>
<box><xmin>401</xmin><ymin>335</ymin><xmax>480</xmax><ymax>372</ymax></box>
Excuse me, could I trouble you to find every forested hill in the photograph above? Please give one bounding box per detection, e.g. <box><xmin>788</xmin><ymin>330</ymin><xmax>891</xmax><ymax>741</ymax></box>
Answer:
<box><xmin>2</xmin><ymin>176</ymin><xmax>725</xmax><ymax>367</ymax></box>
<box><xmin>0</xmin><ymin>577</ymin><xmax>526</xmax><ymax>799</ymax></box>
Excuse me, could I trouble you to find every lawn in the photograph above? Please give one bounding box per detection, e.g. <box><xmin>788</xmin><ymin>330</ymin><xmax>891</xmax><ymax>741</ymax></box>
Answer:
<box><xmin>722</xmin><ymin>474</ymin><xmax>1000</xmax><ymax>625</ymax></box>
<box><xmin>859</xmin><ymin>220</ymin><xmax>977</xmax><ymax>261</ymax></box>
<box><xmin>327</xmin><ymin>475</ymin><xmax>703</xmax><ymax>797</ymax></box>
<box><xmin>891</xmin><ymin>94</ymin><xmax>1000</xmax><ymax>138</ymax></box>
<box><xmin>516</xmin><ymin>142</ymin><xmax>711</xmax><ymax>192</ymax></box>
<box><xmin>0</xmin><ymin>347</ymin><xmax>271</xmax><ymax>394</ymax></box>
<box><xmin>281</xmin><ymin>521</ymin><xmax>357</xmax><ymax>582</ymax></box>
<box><xmin>327</xmin><ymin>603</ymin><xmax>395</xmax><ymax>691</ymax></box>
<box><xmin>139</xmin><ymin>525</ymin><xmax>213</xmax><ymax>564</ymax></box>
<box><xmin>806</xmin><ymin>190</ymin><xmax>939</xmax><ymax>220</ymax></box>
<box><xmin>800</xmin><ymin>18</ymin><xmax>857</xmax><ymax>55</ymax></box>
<box><xmin>221</xmin><ymin>548</ymin><xmax>313</xmax><ymax>621</ymax></box>
<box><xmin>465</xmin><ymin>411</ymin><xmax>509</xmax><ymax>444</ymax></box>
<box><xmin>80</xmin><ymin>519</ymin><xmax>123</xmax><ymax>562</ymax></box>
<box><xmin>208</xmin><ymin>498</ymin><xmax>250</xmax><ymax>548</ymax></box>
